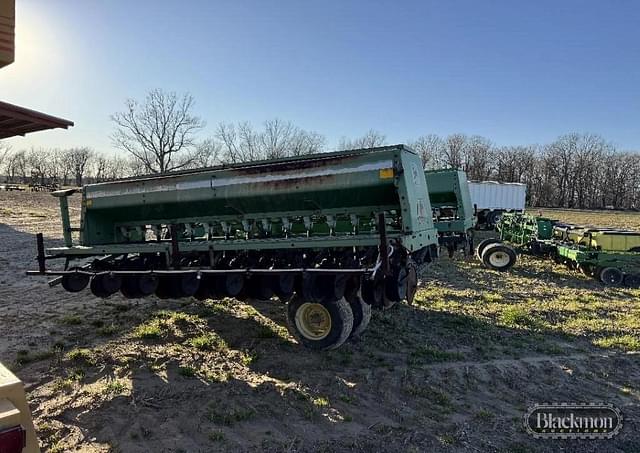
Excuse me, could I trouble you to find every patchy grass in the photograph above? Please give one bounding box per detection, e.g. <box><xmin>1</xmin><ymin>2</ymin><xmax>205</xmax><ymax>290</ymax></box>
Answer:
<box><xmin>178</xmin><ymin>365</ymin><xmax>198</xmax><ymax>378</ymax></box>
<box><xmin>3</xmin><ymin>195</ymin><xmax>639</xmax><ymax>453</ymax></box>
<box><xmin>499</xmin><ymin>306</ymin><xmax>543</xmax><ymax>329</ymax></box>
<box><xmin>594</xmin><ymin>334</ymin><xmax>640</xmax><ymax>351</ymax></box>
<box><xmin>408</xmin><ymin>345</ymin><xmax>464</xmax><ymax>364</ymax></box>
<box><xmin>132</xmin><ymin>319</ymin><xmax>164</xmax><ymax>339</ymax></box>
<box><xmin>208</xmin><ymin>430</ymin><xmax>225</xmax><ymax>442</ymax></box>
<box><xmin>186</xmin><ymin>332</ymin><xmax>227</xmax><ymax>351</ymax></box>
<box><xmin>312</xmin><ymin>397</ymin><xmax>330</xmax><ymax>407</ymax></box>
<box><xmin>65</xmin><ymin>348</ymin><xmax>97</xmax><ymax>366</ymax></box>
<box><xmin>15</xmin><ymin>349</ymin><xmax>55</xmax><ymax>366</ymax></box>
<box><xmin>101</xmin><ymin>379</ymin><xmax>128</xmax><ymax>396</ymax></box>
<box><xmin>59</xmin><ymin>314</ymin><xmax>83</xmax><ymax>326</ymax></box>
<box><xmin>97</xmin><ymin>324</ymin><xmax>119</xmax><ymax>336</ymax></box>
<box><xmin>207</xmin><ymin>407</ymin><xmax>255</xmax><ymax>426</ymax></box>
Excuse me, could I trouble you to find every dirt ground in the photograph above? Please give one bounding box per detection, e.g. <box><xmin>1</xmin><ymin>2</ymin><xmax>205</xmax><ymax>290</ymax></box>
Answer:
<box><xmin>1</xmin><ymin>192</ymin><xmax>639</xmax><ymax>453</ymax></box>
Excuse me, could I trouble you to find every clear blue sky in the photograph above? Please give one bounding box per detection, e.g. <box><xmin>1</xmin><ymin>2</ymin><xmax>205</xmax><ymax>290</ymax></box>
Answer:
<box><xmin>1</xmin><ymin>0</ymin><xmax>639</xmax><ymax>152</ymax></box>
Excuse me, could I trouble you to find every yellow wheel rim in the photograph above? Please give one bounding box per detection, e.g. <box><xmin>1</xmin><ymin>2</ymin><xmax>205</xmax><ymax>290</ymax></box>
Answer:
<box><xmin>295</xmin><ymin>303</ymin><xmax>332</xmax><ymax>340</ymax></box>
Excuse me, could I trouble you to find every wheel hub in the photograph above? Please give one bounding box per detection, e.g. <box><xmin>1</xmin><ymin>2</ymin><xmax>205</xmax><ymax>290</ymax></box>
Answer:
<box><xmin>488</xmin><ymin>251</ymin><xmax>510</xmax><ymax>268</ymax></box>
<box><xmin>295</xmin><ymin>303</ymin><xmax>332</xmax><ymax>340</ymax></box>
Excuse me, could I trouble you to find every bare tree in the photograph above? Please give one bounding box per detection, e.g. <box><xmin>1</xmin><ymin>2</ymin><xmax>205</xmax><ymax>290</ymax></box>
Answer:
<box><xmin>0</xmin><ymin>142</ymin><xmax>10</xmax><ymax>181</ymax></box>
<box><xmin>215</xmin><ymin>119</ymin><xmax>325</xmax><ymax>164</ymax></box>
<box><xmin>92</xmin><ymin>155</ymin><xmax>108</xmax><ymax>182</ymax></box>
<box><xmin>65</xmin><ymin>147</ymin><xmax>93</xmax><ymax>186</ymax></box>
<box><xmin>464</xmin><ymin>135</ymin><xmax>495</xmax><ymax>180</ymax></box>
<box><xmin>26</xmin><ymin>147</ymin><xmax>51</xmax><ymax>185</ymax></box>
<box><xmin>337</xmin><ymin>130</ymin><xmax>387</xmax><ymax>150</ymax></box>
<box><xmin>188</xmin><ymin>138</ymin><xmax>221</xmax><ymax>168</ymax></box>
<box><xmin>441</xmin><ymin>134</ymin><xmax>468</xmax><ymax>169</ymax></box>
<box><xmin>409</xmin><ymin>134</ymin><xmax>445</xmax><ymax>169</ymax></box>
<box><xmin>5</xmin><ymin>149</ymin><xmax>26</xmax><ymax>183</ymax></box>
<box><xmin>111</xmin><ymin>89</ymin><xmax>205</xmax><ymax>174</ymax></box>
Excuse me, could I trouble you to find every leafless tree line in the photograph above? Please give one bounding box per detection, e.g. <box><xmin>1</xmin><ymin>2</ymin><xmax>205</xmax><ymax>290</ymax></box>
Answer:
<box><xmin>408</xmin><ymin>132</ymin><xmax>640</xmax><ymax>210</ymax></box>
<box><xmin>0</xmin><ymin>146</ymin><xmax>132</xmax><ymax>186</ymax></box>
<box><xmin>3</xmin><ymin>87</ymin><xmax>639</xmax><ymax>209</ymax></box>
<box><xmin>2</xmin><ymin>130</ymin><xmax>638</xmax><ymax>209</ymax></box>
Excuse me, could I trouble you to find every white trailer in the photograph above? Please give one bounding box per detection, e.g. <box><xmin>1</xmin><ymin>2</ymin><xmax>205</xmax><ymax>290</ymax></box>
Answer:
<box><xmin>469</xmin><ymin>181</ymin><xmax>527</xmax><ymax>227</ymax></box>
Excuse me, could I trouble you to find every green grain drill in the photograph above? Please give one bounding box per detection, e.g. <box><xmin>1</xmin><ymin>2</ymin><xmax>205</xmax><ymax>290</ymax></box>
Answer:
<box><xmin>30</xmin><ymin>145</ymin><xmax>439</xmax><ymax>350</ymax></box>
<box><xmin>424</xmin><ymin>169</ymin><xmax>476</xmax><ymax>257</ymax></box>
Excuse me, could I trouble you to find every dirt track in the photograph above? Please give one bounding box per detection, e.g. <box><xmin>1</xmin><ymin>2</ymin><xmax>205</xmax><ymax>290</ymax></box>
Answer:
<box><xmin>1</xmin><ymin>192</ymin><xmax>639</xmax><ymax>452</ymax></box>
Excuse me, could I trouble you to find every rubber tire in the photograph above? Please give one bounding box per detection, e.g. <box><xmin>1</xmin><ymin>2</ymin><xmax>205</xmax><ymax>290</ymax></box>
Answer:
<box><xmin>481</xmin><ymin>243</ymin><xmax>517</xmax><ymax>271</ymax></box>
<box><xmin>476</xmin><ymin>238</ymin><xmax>502</xmax><ymax>261</ymax></box>
<box><xmin>579</xmin><ymin>263</ymin><xmax>596</xmax><ymax>278</ymax></box>
<box><xmin>486</xmin><ymin>211</ymin><xmax>501</xmax><ymax>227</ymax></box>
<box><xmin>623</xmin><ymin>274</ymin><xmax>640</xmax><ymax>288</ymax></box>
<box><xmin>348</xmin><ymin>296</ymin><xmax>372</xmax><ymax>340</ymax></box>
<box><xmin>599</xmin><ymin>267</ymin><xmax>624</xmax><ymax>286</ymax></box>
<box><xmin>286</xmin><ymin>296</ymin><xmax>354</xmax><ymax>350</ymax></box>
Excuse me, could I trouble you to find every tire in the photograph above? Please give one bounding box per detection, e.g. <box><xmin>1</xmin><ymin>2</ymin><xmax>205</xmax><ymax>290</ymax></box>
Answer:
<box><xmin>486</xmin><ymin>211</ymin><xmax>502</xmax><ymax>227</ymax></box>
<box><xmin>481</xmin><ymin>243</ymin><xmax>517</xmax><ymax>271</ymax></box>
<box><xmin>623</xmin><ymin>273</ymin><xmax>640</xmax><ymax>288</ymax></box>
<box><xmin>476</xmin><ymin>238</ymin><xmax>502</xmax><ymax>261</ymax></box>
<box><xmin>286</xmin><ymin>296</ymin><xmax>353</xmax><ymax>350</ymax></box>
<box><xmin>599</xmin><ymin>267</ymin><xmax>624</xmax><ymax>286</ymax></box>
<box><xmin>578</xmin><ymin>263</ymin><xmax>596</xmax><ymax>278</ymax></box>
<box><xmin>348</xmin><ymin>296</ymin><xmax>372</xmax><ymax>340</ymax></box>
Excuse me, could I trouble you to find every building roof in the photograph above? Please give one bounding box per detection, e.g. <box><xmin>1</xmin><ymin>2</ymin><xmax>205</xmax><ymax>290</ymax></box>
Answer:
<box><xmin>0</xmin><ymin>100</ymin><xmax>74</xmax><ymax>139</ymax></box>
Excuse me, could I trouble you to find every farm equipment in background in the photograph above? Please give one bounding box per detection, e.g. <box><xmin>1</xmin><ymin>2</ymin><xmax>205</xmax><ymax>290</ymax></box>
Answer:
<box><xmin>424</xmin><ymin>169</ymin><xmax>476</xmax><ymax>257</ymax></box>
<box><xmin>28</xmin><ymin>145</ymin><xmax>440</xmax><ymax>350</ymax></box>
<box><xmin>495</xmin><ymin>212</ymin><xmax>640</xmax><ymax>287</ymax></box>
<box><xmin>469</xmin><ymin>180</ymin><xmax>527</xmax><ymax>228</ymax></box>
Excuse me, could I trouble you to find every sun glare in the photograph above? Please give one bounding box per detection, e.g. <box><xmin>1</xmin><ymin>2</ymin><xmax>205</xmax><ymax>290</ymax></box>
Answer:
<box><xmin>0</xmin><ymin>1</ymin><xmax>64</xmax><ymax>83</ymax></box>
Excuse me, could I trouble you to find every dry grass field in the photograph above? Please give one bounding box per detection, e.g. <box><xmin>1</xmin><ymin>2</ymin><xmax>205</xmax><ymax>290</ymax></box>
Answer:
<box><xmin>1</xmin><ymin>192</ymin><xmax>639</xmax><ymax>452</ymax></box>
<box><xmin>532</xmin><ymin>208</ymin><xmax>640</xmax><ymax>231</ymax></box>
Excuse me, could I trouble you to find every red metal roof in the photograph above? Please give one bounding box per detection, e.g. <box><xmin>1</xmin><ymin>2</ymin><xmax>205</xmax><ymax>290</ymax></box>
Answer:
<box><xmin>0</xmin><ymin>100</ymin><xmax>73</xmax><ymax>139</ymax></box>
